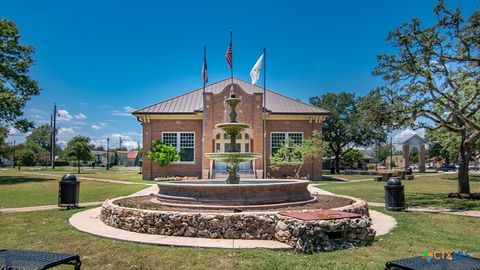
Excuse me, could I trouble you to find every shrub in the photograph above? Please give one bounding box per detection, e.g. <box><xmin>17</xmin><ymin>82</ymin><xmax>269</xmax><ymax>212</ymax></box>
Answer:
<box><xmin>147</xmin><ymin>141</ymin><xmax>179</xmax><ymax>167</ymax></box>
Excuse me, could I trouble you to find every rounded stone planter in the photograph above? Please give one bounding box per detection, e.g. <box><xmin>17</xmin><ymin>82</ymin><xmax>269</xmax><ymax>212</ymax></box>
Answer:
<box><xmin>100</xmin><ymin>194</ymin><xmax>375</xmax><ymax>253</ymax></box>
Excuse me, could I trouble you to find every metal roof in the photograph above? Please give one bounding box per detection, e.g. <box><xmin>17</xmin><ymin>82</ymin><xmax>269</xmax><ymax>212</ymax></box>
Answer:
<box><xmin>133</xmin><ymin>78</ymin><xmax>328</xmax><ymax>115</ymax></box>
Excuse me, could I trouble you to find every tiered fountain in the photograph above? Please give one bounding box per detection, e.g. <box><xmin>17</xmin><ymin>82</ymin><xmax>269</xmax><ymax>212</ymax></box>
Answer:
<box><xmin>205</xmin><ymin>90</ymin><xmax>260</xmax><ymax>184</ymax></box>
<box><xmin>154</xmin><ymin>87</ymin><xmax>316</xmax><ymax>209</ymax></box>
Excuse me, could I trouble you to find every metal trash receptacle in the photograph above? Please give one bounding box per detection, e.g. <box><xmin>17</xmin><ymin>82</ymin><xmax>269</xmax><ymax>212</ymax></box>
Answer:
<box><xmin>58</xmin><ymin>174</ymin><xmax>80</xmax><ymax>209</ymax></box>
<box><xmin>384</xmin><ymin>178</ymin><xmax>405</xmax><ymax>211</ymax></box>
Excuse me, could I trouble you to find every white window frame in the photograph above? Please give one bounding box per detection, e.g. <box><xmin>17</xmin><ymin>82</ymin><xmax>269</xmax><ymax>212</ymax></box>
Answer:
<box><xmin>270</xmin><ymin>132</ymin><xmax>304</xmax><ymax>162</ymax></box>
<box><xmin>161</xmin><ymin>132</ymin><xmax>195</xmax><ymax>164</ymax></box>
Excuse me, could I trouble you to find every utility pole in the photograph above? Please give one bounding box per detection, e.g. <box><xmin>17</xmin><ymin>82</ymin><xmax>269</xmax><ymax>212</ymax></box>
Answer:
<box><xmin>390</xmin><ymin>136</ymin><xmax>393</xmax><ymax>171</ymax></box>
<box><xmin>119</xmin><ymin>136</ymin><xmax>123</xmax><ymax>149</ymax></box>
<box><xmin>12</xmin><ymin>140</ymin><xmax>15</xmax><ymax>168</ymax></box>
<box><xmin>51</xmin><ymin>104</ymin><xmax>57</xmax><ymax>169</ymax></box>
<box><xmin>106</xmin><ymin>138</ymin><xmax>110</xmax><ymax>170</ymax></box>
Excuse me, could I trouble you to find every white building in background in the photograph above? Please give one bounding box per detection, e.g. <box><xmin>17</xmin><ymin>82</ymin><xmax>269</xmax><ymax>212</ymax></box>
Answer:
<box><xmin>392</xmin><ymin>129</ymin><xmax>428</xmax><ymax>151</ymax></box>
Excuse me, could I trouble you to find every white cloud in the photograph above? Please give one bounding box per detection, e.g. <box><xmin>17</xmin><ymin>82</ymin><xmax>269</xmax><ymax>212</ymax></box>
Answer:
<box><xmin>124</xmin><ymin>106</ymin><xmax>136</xmax><ymax>113</ymax></box>
<box><xmin>57</xmin><ymin>109</ymin><xmax>73</xmax><ymax>121</ymax></box>
<box><xmin>95</xmin><ymin>132</ymin><xmax>141</xmax><ymax>150</ymax></box>
<box><xmin>8</xmin><ymin>127</ymin><xmax>19</xmax><ymax>136</ymax></box>
<box><xmin>111</xmin><ymin>106</ymin><xmax>137</xmax><ymax>117</ymax></box>
<box><xmin>91</xmin><ymin>122</ymin><xmax>106</xmax><ymax>130</ymax></box>
<box><xmin>57</xmin><ymin>127</ymin><xmax>77</xmax><ymax>146</ymax></box>
<box><xmin>74</xmin><ymin>113</ymin><xmax>87</xmax><ymax>120</ymax></box>
<box><xmin>122</xmin><ymin>140</ymin><xmax>140</xmax><ymax>150</ymax></box>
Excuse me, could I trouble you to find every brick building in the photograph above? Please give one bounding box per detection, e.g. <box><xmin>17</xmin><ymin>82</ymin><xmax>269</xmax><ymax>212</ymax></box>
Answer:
<box><xmin>133</xmin><ymin>78</ymin><xmax>328</xmax><ymax>180</ymax></box>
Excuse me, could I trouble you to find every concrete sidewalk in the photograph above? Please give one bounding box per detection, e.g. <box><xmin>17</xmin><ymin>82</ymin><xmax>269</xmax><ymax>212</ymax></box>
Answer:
<box><xmin>0</xmin><ymin>201</ymin><xmax>103</xmax><ymax>213</ymax></box>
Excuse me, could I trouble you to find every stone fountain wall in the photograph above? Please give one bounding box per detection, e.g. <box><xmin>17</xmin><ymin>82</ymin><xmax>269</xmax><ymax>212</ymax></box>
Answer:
<box><xmin>100</xmin><ymin>197</ymin><xmax>375</xmax><ymax>253</ymax></box>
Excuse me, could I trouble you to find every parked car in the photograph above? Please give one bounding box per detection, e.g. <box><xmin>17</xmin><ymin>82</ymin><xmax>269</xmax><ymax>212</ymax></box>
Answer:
<box><xmin>469</xmin><ymin>165</ymin><xmax>479</xmax><ymax>170</ymax></box>
<box><xmin>438</xmin><ymin>164</ymin><xmax>456</xmax><ymax>172</ymax></box>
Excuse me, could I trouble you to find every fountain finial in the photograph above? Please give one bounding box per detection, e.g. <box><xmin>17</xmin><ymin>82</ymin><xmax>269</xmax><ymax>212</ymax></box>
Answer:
<box><xmin>229</xmin><ymin>84</ymin><xmax>235</xmax><ymax>97</ymax></box>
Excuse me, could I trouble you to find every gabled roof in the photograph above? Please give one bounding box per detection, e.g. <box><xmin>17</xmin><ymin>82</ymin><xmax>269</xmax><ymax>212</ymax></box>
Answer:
<box><xmin>133</xmin><ymin>78</ymin><xmax>328</xmax><ymax>115</ymax></box>
<box><xmin>117</xmin><ymin>151</ymin><xmax>139</xmax><ymax>159</ymax></box>
<box><xmin>393</xmin><ymin>129</ymin><xmax>427</xmax><ymax>144</ymax></box>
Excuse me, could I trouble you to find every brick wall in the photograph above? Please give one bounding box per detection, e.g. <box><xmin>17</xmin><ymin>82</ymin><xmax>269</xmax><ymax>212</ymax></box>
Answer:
<box><xmin>266</xmin><ymin>120</ymin><xmax>323</xmax><ymax>180</ymax></box>
<box><xmin>142</xmin><ymin>83</ymin><xmax>323</xmax><ymax>180</ymax></box>
<box><xmin>142</xmin><ymin>119</ymin><xmax>202</xmax><ymax>180</ymax></box>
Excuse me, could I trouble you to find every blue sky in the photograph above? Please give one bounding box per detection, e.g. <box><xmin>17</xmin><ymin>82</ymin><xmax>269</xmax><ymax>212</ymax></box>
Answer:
<box><xmin>2</xmin><ymin>0</ymin><xmax>478</xmax><ymax>148</ymax></box>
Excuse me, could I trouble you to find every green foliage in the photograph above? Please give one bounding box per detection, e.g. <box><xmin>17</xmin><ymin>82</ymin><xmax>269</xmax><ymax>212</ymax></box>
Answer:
<box><xmin>19</xmin><ymin>148</ymin><xmax>35</xmax><ymax>166</ymax></box>
<box><xmin>310</xmin><ymin>92</ymin><xmax>386</xmax><ymax>173</ymax></box>
<box><xmin>375</xmin><ymin>144</ymin><xmax>391</xmax><ymax>163</ymax></box>
<box><xmin>0</xmin><ymin>19</ymin><xmax>41</xmax><ymax>132</ymax></box>
<box><xmin>343</xmin><ymin>149</ymin><xmax>363</xmax><ymax>165</ymax></box>
<box><xmin>63</xmin><ymin>136</ymin><xmax>92</xmax><ymax>173</ymax></box>
<box><xmin>409</xmin><ymin>147</ymin><xmax>419</xmax><ymax>163</ymax></box>
<box><xmin>270</xmin><ymin>131</ymin><xmax>322</xmax><ymax>178</ymax></box>
<box><xmin>369</xmin><ymin>1</ymin><xmax>480</xmax><ymax>193</ymax></box>
<box><xmin>146</xmin><ymin>140</ymin><xmax>179</xmax><ymax>167</ymax></box>
<box><xmin>391</xmin><ymin>159</ymin><xmax>397</xmax><ymax>168</ymax></box>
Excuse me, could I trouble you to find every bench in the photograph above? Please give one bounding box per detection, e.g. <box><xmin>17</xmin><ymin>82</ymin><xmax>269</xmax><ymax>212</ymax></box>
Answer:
<box><xmin>374</xmin><ymin>176</ymin><xmax>383</xmax><ymax>181</ymax></box>
<box><xmin>0</xmin><ymin>249</ymin><xmax>81</xmax><ymax>270</ymax></box>
<box><xmin>386</xmin><ymin>254</ymin><xmax>480</xmax><ymax>269</ymax></box>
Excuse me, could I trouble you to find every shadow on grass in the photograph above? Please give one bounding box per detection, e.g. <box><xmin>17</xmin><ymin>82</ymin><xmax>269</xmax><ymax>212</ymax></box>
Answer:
<box><xmin>0</xmin><ymin>175</ymin><xmax>52</xmax><ymax>185</ymax></box>
<box><xmin>311</xmin><ymin>176</ymin><xmax>349</xmax><ymax>183</ymax></box>
<box><xmin>437</xmin><ymin>174</ymin><xmax>480</xmax><ymax>182</ymax></box>
<box><xmin>406</xmin><ymin>192</ymin><xmax>480</xmax><ymax>210</ymax></box>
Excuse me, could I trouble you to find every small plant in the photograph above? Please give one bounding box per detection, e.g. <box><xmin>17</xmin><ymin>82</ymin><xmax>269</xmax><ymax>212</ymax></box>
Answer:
<box><xmin>154</xmin><ymin>176</ymin><xmax>198</xmax><ymax>182</ymax></box>
<box><xmin>270</xmin><ymin>131</ymin><xmax>322</xmax><ymax>179</ymax></box>
<box><xmin>146</xmin><ymin>140</ymin><xmax>179</xmax><ymax>167</ymax></box>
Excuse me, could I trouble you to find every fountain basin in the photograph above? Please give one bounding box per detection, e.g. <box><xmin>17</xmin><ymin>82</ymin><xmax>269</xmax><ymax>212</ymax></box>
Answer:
<box><xmin>156</xmin><ymin>179</ymin><xmax>316</xmax><ymax>209</ymax></box>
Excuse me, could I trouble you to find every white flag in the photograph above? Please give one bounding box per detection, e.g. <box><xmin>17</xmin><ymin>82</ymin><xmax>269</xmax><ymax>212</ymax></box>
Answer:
<box><xmin>250</xmin><ymin>54</ymin><xmax>264</xmax><ymax>85</ymax></box>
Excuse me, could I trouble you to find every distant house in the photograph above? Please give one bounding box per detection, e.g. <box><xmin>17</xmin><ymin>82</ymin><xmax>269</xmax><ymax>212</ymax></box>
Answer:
<box><xmin>92</xmin><ymin>151</ymin><xmax>115</xmax><ymax>167</ymax></box>
<box><xmin>0</xmin><ymin>157</ymin><xmax>13</xmax><ymax>167</ymax></box>
<box><xmin>117</xmin><ymin>151</ymin><xmax>140</xmax><ymax>166</ymax></box>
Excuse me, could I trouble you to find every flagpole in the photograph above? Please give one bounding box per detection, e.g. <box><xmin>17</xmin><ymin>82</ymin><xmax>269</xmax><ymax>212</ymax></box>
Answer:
<box><xmin>230</xmin><ymin>31</ymin><xmax>233</xmax><ymax>86</ymax></box>
<box><xmin>263</xmin><ymin>47</ymin><xmax>267</xmax><ymax>178</ymax></box>
<box><xmin>202</xmin><ymin>45</ymin><xmax>207</xmax><ymax>179</ymax></box>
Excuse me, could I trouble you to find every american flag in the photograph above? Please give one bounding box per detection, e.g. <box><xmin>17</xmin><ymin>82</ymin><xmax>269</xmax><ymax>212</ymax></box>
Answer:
<box><xmin>225</xmin><ymin>39</ymin><xmax>232</xmax><ymax>68</ymax></box>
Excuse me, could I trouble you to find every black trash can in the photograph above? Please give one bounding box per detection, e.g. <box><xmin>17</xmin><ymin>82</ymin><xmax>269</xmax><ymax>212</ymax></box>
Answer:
<box><xmin>58</xmin><ymin>174</ymin><xmax>80</xmax><ymax>209</ymax></box>
<box><xmin>384</xmin><ymin>178</ymin><xmax>405</xmax><ymax>211</ymax></box>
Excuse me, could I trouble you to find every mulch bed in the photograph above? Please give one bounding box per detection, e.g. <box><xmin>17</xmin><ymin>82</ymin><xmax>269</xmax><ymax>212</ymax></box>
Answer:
<box><xmin>113</xmin><ymin>194</ymin><xmax>356</xmax><ymax>213</ymax></box>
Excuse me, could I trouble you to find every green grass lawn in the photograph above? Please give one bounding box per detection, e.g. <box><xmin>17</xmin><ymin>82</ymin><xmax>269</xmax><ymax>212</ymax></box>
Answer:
<box><xmin>321</xmin><ymin>174</ymin><xmax>377</xmax><ymax>181</ymax></box>
<box><xmin>319</xmin><ymin>173</ymin><xmax>480</xmax><ymax>210</ymax></box>
<box><xmin>15</xmin><ymin>166</ymin><xmax>150</xmax><ymax>183</ymax></box>
<box><xmin>0</xmin><ymin>170</ymin><xmax>147</xmax><ymax>208</ymax></box>
<box><xmin>0</xmin><ymin>207</ymin><xmax>478</xmax><ymax>269</ymax></box>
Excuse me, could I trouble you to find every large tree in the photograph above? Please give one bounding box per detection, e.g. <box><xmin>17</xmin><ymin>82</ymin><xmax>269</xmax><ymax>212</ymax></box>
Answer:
<box><xmin>0</xmin><ymin>19</ymin><xmax>40</xmax><ymax>133</ymax></box>
<box><xmin>25</xmin><ymin>124</ymin><xmax>51</xmax><ymax>164</ymax></box>
<box><xmin>371</xmin><ymin>1</ymin><xmax>479</xmax><ymax>194</ymax></box>
<box><xmin>310</xmin><ymin>92</ymin><xmax>386</xmax><ymax>173</ymax></box>
<box><xmin>64</xmin><ymin>136</ymin><xmax>92</xmax><ymax>173</ymax></box>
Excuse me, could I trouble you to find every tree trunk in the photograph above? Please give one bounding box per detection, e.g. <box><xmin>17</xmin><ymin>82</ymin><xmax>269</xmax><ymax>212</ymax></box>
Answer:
<box><xmin>457</xmin><ymin>137</ymin><xmax>471</xmax><ymax>194</ymax></box>
<box><xmin>77</xmin><ymin>159</ymin><xmax>80</xmax><ymax>174</ymax></box>
<box><xmin>334</xmin><ymin>155</ymin><xmax>341</xmax><ymax>174</ymax></box>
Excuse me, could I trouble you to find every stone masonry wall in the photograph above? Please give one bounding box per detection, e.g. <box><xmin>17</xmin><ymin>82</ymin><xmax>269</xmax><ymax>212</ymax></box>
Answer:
<box><xmin>100</xmin><ymin>197</ymin><xmax>375</xmax><ymax>253</ymax></box>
